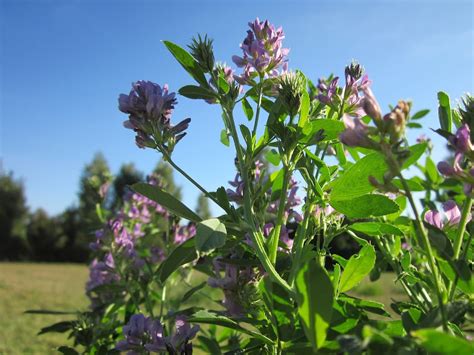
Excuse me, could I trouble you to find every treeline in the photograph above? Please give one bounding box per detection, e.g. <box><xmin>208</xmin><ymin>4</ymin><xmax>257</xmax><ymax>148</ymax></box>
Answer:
<box><xmin>0</xmin><ymin>153</ymin><xmax>210</xmax><ymax>262</ymax></box>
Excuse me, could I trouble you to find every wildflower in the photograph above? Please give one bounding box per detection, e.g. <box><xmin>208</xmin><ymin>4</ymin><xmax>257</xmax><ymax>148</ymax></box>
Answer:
<box><xmin>116</xmin><ymin>314</ymin><xmax>199</xmax><ymax>354</ymax></box>
<box><xmin>383</xmin><ymin>100</ymin><xmax>410</xmax><ymax>142</ymax></box>
<box><xmin>424</xmin><ymin>200</ymin><xmax>470</xmax><ymax>229</ymax></box>
<box><xmin>208</xmin><ymin>258</ymin><xmax>256</xmax><ymax>316</ymax></box>
<box><xmin>360</xmin><ymin>79</ymin><xmax>382</xmax><ymax>123</ymax></box>
<box><xmin>119</xmin><ymin>81</ymin><xmax>191</xmax><ymax>154</ymax></box>
<box><xmin>339</xmin><ymin>114</ymin><xmax>375</xmax><ymax>148</ymax></box>
<box><xmin>437</xmin><ymin>124</ymin><xmax>473</xmax><ymax>179</ymax></box>
<box><xmin>232</xmin><ymin>18</ymin><xmax>289</xmax><ymax>84</ymax></box>
<box><xmin>317</xmin><ymin>77</ymin><xmax>339</xmax><ymax>106</ymax></box>
<box><xmin>174</xmin><ymin>223</ymin><xmax>197</xmax><ymax>244</ymax></box>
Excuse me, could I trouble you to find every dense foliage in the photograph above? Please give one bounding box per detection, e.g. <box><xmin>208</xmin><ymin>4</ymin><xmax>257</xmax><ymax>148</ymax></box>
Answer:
<box><xmin>33</xmin><ymin>18</ymin><xmax>473</xmax><ymax>354</ymax></box>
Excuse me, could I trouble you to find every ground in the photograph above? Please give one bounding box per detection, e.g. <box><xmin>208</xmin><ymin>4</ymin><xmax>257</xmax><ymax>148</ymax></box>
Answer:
<box><xmin>0</xmin><ymin>263</ymin><xmax>405</xmax><ymax>354</ymax></box>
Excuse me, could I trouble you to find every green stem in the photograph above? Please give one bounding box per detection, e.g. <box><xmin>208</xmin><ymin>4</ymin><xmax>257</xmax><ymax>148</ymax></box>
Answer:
<box><xmin>159</xmin><ymin>284</ymin><xmax>167</xmax><ymax>322</ymax></box>
<box><xmin>398</xmin><ymin>173</ymin><xmax>448</xmax><ymax>331</ymax></box>
<box><xmin>288</xmin><ymin>204</ymin><xmax>312</xmax><ymax>286</ymax></box>
<box><xmin>374</xmin><ymin>235</ymin><xmax>428</xmax><ymax>312</ymax></box>
<box><xmin>269</xmin><ymin>166</ymin><xmax>291</xmax><ymax>264</ymax></box>
<box><xmin>448</xmin><ymin>197</ymin><xmax>473</xmax><ymax>299</ymax></box>
<box><xmin>252</xmin><ymin>76</ymin><xmax>264</xmax><ymax>137</ymax></box>
<box><xmin>223</xmin><ymin>107</ymin><xmax>293</xmax><ymax>294</ymax></box>
<box><xmin>159</xmin><ymin>148</ymin><xmax>221</xmax><ymax>207</ymax></box>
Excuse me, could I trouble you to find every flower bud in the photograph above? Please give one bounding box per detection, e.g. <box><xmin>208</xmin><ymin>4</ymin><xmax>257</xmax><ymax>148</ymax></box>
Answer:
<box><xmin>189</xmin><ymin>34</ymin><xmax>215</xmax><ymax>73</ymax></box>
<box><xmin>437</xmin><ymin>161</ymin><xmax>455</xmax><ymax>176</ymax></box>
<box><xmin>360</xmin><ymin>86</ymin><xmax>382</xmax><ymax>122</ymax></box>
<box><xmin>278</xmin><ymin>71</ymin><xmax>306</xmax><ymax>118</ymax></box>
<box><xmin>345</xmin><ymin>60</ymin><xmax>364</xmax><ymax>84</ymax></box>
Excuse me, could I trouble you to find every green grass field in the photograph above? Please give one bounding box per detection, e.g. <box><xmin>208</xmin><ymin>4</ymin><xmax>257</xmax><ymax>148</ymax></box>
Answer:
<box><xmin>0</xmin><ymin>263</ymin><xmax>405</xmax><ymax>354</ymax></box>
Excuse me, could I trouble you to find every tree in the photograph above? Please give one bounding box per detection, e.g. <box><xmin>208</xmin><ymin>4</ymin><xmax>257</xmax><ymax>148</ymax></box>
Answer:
<box><xmin>27</xmin><ymin>208</ymin><xmax>63</xmax><ymax>261</ymax></box>
<box><xmin>152</xmin><ymin>160</ymin><xmax>182</xmax><ymax>200</ymax></box>
<box><xmin>196</xmin><ymin>193</ymin><xmax>212</xmax><ymax>219</ymax></box>
<box><xmin>112</xmin><ymin>162</ymin><xmax>144</xmax><ymax>209</ymax></box>
<box><xmin>77</xmin><ymin>153</ymin><xmax>112</xmax><ymax>256</ymax></box>
<box><xmin>0</xmin><ymin>169</ymin><xmax>29</xmax><ymax>260</ymax></box>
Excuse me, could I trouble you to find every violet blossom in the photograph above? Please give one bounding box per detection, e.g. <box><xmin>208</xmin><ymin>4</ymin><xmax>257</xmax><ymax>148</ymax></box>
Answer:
<box><xmin>119</xmin><ymin>81</ymin><xmax>191</xmax><ymax>152</ymax></box>
<box><xmin>232</xmin><ymin>18</ymin><xmax>289</xmax><ymax>84</ymax></box>
<box><xmin>424</xmin><ymin>200</ymin><xmax>470</xmax><ymax>229</ymax></box>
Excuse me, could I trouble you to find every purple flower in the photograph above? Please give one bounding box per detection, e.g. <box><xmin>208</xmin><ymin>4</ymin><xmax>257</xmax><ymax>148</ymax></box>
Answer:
<box><xmin>317</xmin><ymin>77</ymin><xmax>339</xmax><ymax>105</ymax></box>
<box><xmin>232</xmin><ymin>18</ymin><xmax>289</xmax><ymax>84</ymax></box>
<box><xmin>359</xmin><ymin>78</ymin><xmax>382</xmax><ymax>122</ymax></box>
<box><xmin>117</xmin><ymin>314</ymin><xmax>199</xmax><ymax>354</ymax></box>
<box><xmin>174</xmin><ymin>223</ymin><xmax>197</xmax><ymax>244</ymax></box>
<box><xmin>208</xmin><ymin>258</ymin><xmax>255</xmax><ymax>316</ymax></box>
<box><xmin>450</xmin><ymin>124</ymin><xmax>473</xmax><ymax>153</ymax></box>
<box><xmin>119</xmin><ymin>81</ymin><xmax>190</xmax><ymax>152</ymax></box>
<box><xmin>340</xmin><ymin>114</ymin><xmax>373</xmax><ymax>148</ymax></box>
<box><xmin>424</xmin><ymin>200</ymin><xmax>470</xmax><ymax>229</ymax></box>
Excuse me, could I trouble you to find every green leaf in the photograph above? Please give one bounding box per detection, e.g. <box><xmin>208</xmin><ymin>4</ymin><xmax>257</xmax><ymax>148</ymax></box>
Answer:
<box><xmin>295</xmin><ymin>259</ymin><xmax>334</xmax><ymax>351</ymax></box>
<box><xmin>412</xmin><ymin>328</ymin><xmax>474</xmax><ymax>355</ymax></box>
<box><xmin>401</xmin><ymin>143</ymin><xmax>427</xmax><ymax>170</ymax></box>
<box><xmin>57</xmin><ymin>346</ymin><xmax>79</xmax><ymax>355</ymax></box>
<box><xmin>195</xmin><ymin>218</ymin><xmax>227</xmax><ymax>253</ymax></box>
<box><xmin>350</xmin><ymin>222</ymin><xmax>404</xmax><ymax>236</ymax></box>
<box><xmin>265</xmin><ymin>149</ymin><xmax>281</xmax><ymax>166</ymax></box>
<box><xmin>163</xmin><ymin>41</ymin><xmax>207</xmax><ymax>87</ymax></box>
<box><xmin>157</xmin><ymin>237</ymin><xmax>197</xmax><ymax>283</ymax></box>
<box><xmin>132</xmin><ymin>183</ymin><xmax>202</xmax><ymax>222</ymax></box>
<box><xmin>438</xmin><ymin>91</ymin><xmax>452</xmax><ymax>133</ymax></box>
<box><xmin>220</xmin><ymin>129</ymin><xmax>230</xmax><ymax>147</ymax></box>
<box><xmin>411</xmin><ymin>109</ymin><xmax>430</xmax><ymax>120</ymax></box>
<box><xmin>303</xmin><ymin>119</ymin><xmax>345</xmax><ymax>141</ymax></box>
<box><xmin>25</xmin><ymin>309</ymin><xmax>75</xmax><ymax>315</ymax></box>
<box><xmin>38</xmin><ymin>321</ymin><xmax>75</xmax><ymax>335</ymax></box>
<box><xmin>338</xmin><ymin>243</ymin><xmax>376</xmax><ymax>293</ymax></box>
<box><xmin>178</xmin><ymin>85</ymin><xmax>215</xmax><ymax>100</ymax></box>
<box><xmin>189</xmin><ymin>310</ymin><xmax>273</xmax><ymax>345</ymax></box>
<box><xmin>330</xmin><ymin>194</ymin><xmax>400</xmax><ymax>218</ymax></box>
<box><xmin>298</xmin><ymin>91</ymin><xmax>310</xmax><ymax>128</ymax></box>
<box><xmin>425</xmin><ymin>156</ymin><xmax>440</xmax><ymax>183</ymax></box>
<box><xmin>181</xmin><ymin>282</ymin><xmax>207</xmax><ymax>303</ymax></box>
<box><xmin>217</xmin><ymin>75</ymin><xmax>230</xmax><ymax>94</ymax></box>
<box><xmin>329</xmin><ymin>152</ymin><xmax>388</xmax><ymax>200</ymax></box>
<box><xmin>242</xmin><ymin>98</ymin><xmax>254</xmax><ymax>121</ymax></box>
<box><xmin>423</xmin><ymin>223</ymin><xmax>454</xmax><ymax>259</ymax></box>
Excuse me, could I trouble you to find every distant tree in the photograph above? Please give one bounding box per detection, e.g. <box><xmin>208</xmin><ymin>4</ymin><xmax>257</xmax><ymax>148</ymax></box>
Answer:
<box><xmin>152</xmin><ymin>160</ymin><xmax>182</xmax><ymax>200</ymax></box>
<box><xmin>77</xmin><ymin>153</ymin><xmax>112</xmax><ymax>256</ymax></box>
<box><xmin>27</xmin><ymin>209</ymin><xmax>63</xmax><ymax>261</ymax></box>
<box><xmin>0</xmin><ymin>169</ymin><xmax>29</xmax><ymax>260</ymax></box>
<box><xmin>196</xmin><ymin>193</ymin><xmax>212</xmax><ymax>219</ymax></box>
<box><xmin>58</xmin><ymin>206</ymin><xmax>88</xmax><ymax>262</ymax></box>
<box><xmin>112</xmin><ymin>162</ymin><xmax>144</xmax><ymax>209</ymax></box>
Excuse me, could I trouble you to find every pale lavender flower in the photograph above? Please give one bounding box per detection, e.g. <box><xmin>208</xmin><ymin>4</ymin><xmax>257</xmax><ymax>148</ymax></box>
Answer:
<box><xmin>424</xmin><ymin>200</ymin><xmax>470</xmax><ymax>229</ymax></box>
<box><xmin>232</xmin><ymin>18</ymin><xmax>289</xmax><ymax>84</ymax></box>
<box><xmin>174</xmin><ymin>223</ymin><xmax>196</xmax><ymax>244</ymax></box>
<box><xmin>317</xmin><ymin>77</ymin><xmax>339</xmax><ymax>105</ymax></box>
<box><xmin>340</xmin><ymin>114</ymin><xmax>373</xmax><ymax>148</ymax></box>
<box><xmin>119</xmin><ymin>81</ymin><xmax>190</xmax><ymax>152</ymax></box>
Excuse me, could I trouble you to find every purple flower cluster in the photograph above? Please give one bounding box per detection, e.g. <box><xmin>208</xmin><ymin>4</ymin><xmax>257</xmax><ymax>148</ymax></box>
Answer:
<box><xmin>208</xmin><ymin>257</ymin><xmax>256</xmax><ymax>316</ymax></box>
<box><xmin>437</xmin><ymin>124</ymin><xmax>474</xmax><ymax>195</ymax></box>
<box><xmin>174</xmin><ymin>222</ymin><xmax>197</xmax><ymax>244</ymax></box>
<box><xmin>86</xmin><ymin>253</ymin><xmax>120</xmax><ymax>309</ymax></box>
<box><xmin>424</xmin><ymin>200</ymin><xmax>471</xmax><ymax>229</ymax></box>
<box><xmin>119</xmin><ymin>81</ymin><xmax>190</xmax><ymax>152</ymax></box>
<box><xmin>232</xmin><ymin>18</ymin><xmax>289</xmax><ymax>84</ymax></box>
<box><xmin>116</xmin><ymin>314</ymin><xmax>199</xmax><ymax>354</ymax></box>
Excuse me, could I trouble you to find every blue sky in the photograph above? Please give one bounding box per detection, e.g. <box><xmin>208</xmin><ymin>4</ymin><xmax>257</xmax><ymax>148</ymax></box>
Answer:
<box><xmin>1</xmin><ymin>0</ymin><xmax>473</xmax><ymax>215</ymax></box>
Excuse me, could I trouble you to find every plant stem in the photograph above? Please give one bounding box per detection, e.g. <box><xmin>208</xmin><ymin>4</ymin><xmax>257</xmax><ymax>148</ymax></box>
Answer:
<box><xmin>268</xmin><ymin>166</ymin><xmax>291</xmax><ymax>264</ymax></box>
<box><xmin>159</xmin><ymin>148</ymin><xmax>221</xmax><ymax>207</ymax></box>
<box><xmin>398</xmin><ymin>173</ymin><xmax>448</xmax><ymax>331</ymax></box>
<box><xmin>252</xmin><ymin>76</ymin><xmax>264</xmax><ymax>137</ymax></box>
<box><xmin>159</xmin><ymin>283</ymin><xmax>167</xmax><ymax>322</ymax></box>
<box><xmin>288</xmin><ymin>203</ymin><xmax>312</xmax><ymax>286</ymax></box>
<box><xmin>448</xmin><ymin>197</ymin><xmax>472</xmax><ymax>299</ymax></box>
<box><xmin>223</xmin><ymin>107</ymin><xmax>293</xmax><ymax>294</ymax></box>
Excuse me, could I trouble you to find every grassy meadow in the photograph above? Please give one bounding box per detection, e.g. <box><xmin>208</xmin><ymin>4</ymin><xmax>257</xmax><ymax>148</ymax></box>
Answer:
<box><xmin>0</xmin><ymin>263</ymin><xmax>406</xmax><ymax>354</ymax></box>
